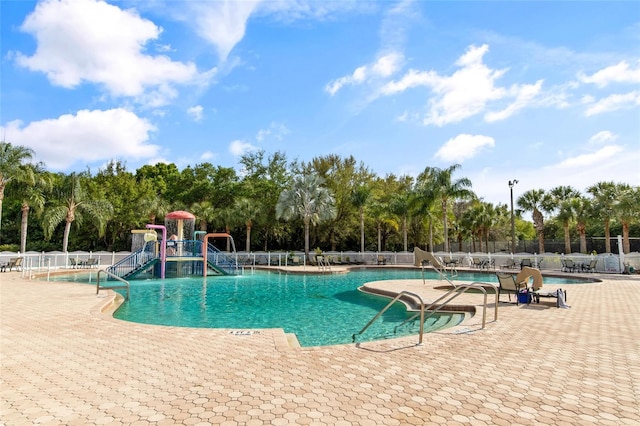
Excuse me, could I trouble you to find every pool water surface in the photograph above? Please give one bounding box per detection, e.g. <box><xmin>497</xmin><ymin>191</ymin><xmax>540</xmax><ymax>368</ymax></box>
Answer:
<box><xmin>51</xmin><ymin>268</ymin><xmax>587</xmax><ymax>346</ymax></box>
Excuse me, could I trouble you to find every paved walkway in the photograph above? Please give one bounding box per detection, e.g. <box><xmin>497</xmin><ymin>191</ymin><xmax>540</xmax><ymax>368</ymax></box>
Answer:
<box><xmin>1</xmin><ymin>269</ymin><xmax>639</xmax><ymax>425</ymax></box>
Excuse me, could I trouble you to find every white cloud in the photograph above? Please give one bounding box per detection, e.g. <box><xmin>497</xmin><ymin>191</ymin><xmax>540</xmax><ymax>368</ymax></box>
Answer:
<box><xmin>578</xmin><ymin>60</ymin><xmax>640</xmax><ymax>87</ymax></box>
<box><xmin>1</xmin><ymin>108</ymin><xmax>158</xmax><ymax>170</ymax></box>
<box><xmin>584</xmin><ymin>91</ymin><xmax>640</xmax><ymax>116</ymax></box>
<box><xmin>200</xmin><ymin>151</ymin><xmax>217</xmax><ymax>161</ymax></box>
<box><xmin>555</xmin><ymin>145</ymin><xmax>624</xmax><ymax>169</ymax></box>
<box><xmin>187</xmin><ymin>105</ymin><xmax>204</xmax><ymax>122</ymax></box>
<box><xmin>189</xmin><ymin>0</ymin><xmax>261</xmax><ymax>62</ymax></box>
<box><xmin>380</xmin><ymin>69</ymin><xmax>436</xmax><ymax>95</ymax></box>
<box><xmin>325</xmin><ymin>52</ymin><xmax>404</xmax><ymax>95</ymax></box>
<box><xmin>15</xmin><ymin>0</ymin><xmax>211</xmax><ymax>106</ymax></box>
<box><xmin>229</xmin><ymin>140</ymin><xmax>258</xmax><ymax>156</ymax></box>
<box><xmin>380</xmin><ymin>44</ymin><xmax>549</xmax><ymax>126</ymax></box>
<box><xmin>256</xmin><ymin>122</ymin><xmax>290</xmax><ymax>142</ymax></box>
<box><xmin>588</xmin><ymin>131</ymin><xmax>617</xmax><ymax>146</ymax></box>
<box><xmin>484</xmin><ymin>80</ymin><xmax>544</xmax><ymax>122</ymax></box>
<box><xmin>434</xmin><ymin>134</ymin><xmax>495</xmax><ymax>163</ymax></box>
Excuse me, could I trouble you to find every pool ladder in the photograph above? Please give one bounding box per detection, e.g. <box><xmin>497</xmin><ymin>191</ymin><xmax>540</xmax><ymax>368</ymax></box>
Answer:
<box><xmin>352</xmin><ymin>282</ymin><xmax>499</xmax><ymax>345</ymax></box>
<box><xmin>96</xmin><ymin>269</ymin><xmax>130</xmax><ymax>301</ymax></box>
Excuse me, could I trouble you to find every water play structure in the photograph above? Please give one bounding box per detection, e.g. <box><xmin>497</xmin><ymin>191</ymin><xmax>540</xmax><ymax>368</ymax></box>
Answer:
<box><xmin>107</xmin><ymin>211</ymin><xmax>240</xmax><ymax>280</ymax></box>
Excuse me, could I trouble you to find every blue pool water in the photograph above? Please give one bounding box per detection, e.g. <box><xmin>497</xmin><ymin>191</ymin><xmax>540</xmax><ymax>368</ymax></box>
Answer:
<box><xmin>52</xmin><ymin>268</ymin><xmax>587</xmax><ymax>346</ymax></box>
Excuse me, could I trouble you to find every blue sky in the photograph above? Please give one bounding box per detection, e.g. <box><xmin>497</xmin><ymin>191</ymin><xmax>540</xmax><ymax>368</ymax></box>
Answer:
<box><xmin>1</xmin><ymin>0</ymin><xmax>639</xmax><ymax>205</ymax></box>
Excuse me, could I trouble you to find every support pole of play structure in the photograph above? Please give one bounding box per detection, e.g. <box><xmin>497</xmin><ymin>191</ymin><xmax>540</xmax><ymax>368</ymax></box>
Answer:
<box><xmin>146</xmin><ymin>224</ymin><xmax>167</xmax><ymax>279</ymax></box>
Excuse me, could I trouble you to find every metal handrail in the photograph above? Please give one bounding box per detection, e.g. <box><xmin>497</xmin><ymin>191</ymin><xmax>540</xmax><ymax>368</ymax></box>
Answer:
<box><xmin>395</xmin><ymin>282</ymin><xmax>499</xmax><ymax>333</ymax></box>
<box><xmin>96</xmin><ymin>269</ymin><xmax>130</xmax><ymax>301</ymax></box>
<box><xmin>206</xmin><ymin>243</ymin><xmax>241</xmax><ymax>275</ymax></box>
<box><xmin>421</xmin><ymin>261</ymin><xmax>457</xmax><ymax>287</ymax></box>
<box><xmin>352</xmin><ymin>291</ymin><xmax>426</xmax><ymax>345</ymax></box>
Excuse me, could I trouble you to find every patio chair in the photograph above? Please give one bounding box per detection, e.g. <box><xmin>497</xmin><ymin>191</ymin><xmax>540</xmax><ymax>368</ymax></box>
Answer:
<box><xmin>496</xmin><ymin>272</ymin><xmax>525</xmax><ymax>305</ymax></box>
<box><xmin>1</xmin><ymin>257</ymin><xmax>23</xmax><ymax>272</ymax></box>
<box><xmin>481</xmin><ymin>258</ymin><xmax>495</xmax><ymax>269</ymax></box>
<box><xmin>581</xmin><ymin>259</ymin><xmax>597</xmax><ymax>273</ymax></box>
<box><xmin>516</xmin><ymin>266</ymin><xmax>568</xmax><ymax>308</ymax></box>
<box><xmin>376</xmin><ymin>255</ymin><xmax>387</xmax><ymax>265</ymax></box>
<box><xmin>501</xmin><ymin>258</ymin><xmax>517</xmax><ymax>269</ymax></box>
<box><xmin>520</xmin><ymin>258</ymin><xmax>532</xmax><ymax>270</ymax></box>
<box><xmin>443</xmin><ymin>256</ymin><xmax>459</xmax><ymax>267</ymax></box>
<box><xmin>563</xmin><ymin>259</ymin><xmax>579</xmax><ymax>272</ymax></box>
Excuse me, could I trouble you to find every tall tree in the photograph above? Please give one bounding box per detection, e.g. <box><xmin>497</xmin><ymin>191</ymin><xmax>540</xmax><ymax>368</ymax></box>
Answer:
<box><xmin>548</xmin><ymin>185</ymin><xmax>581</xmax><ymax>254</ymax></box>
<box><xmin>571</xmin><ymin>196</ymin><xmax>592</xmax><ymax>254</ymax></box>
<box><xmin>13</xmin><ymin>164</ymin><xmax>52</xmax><ymax>252</ymax></box>
<box><xmin>0</xmin><ymin>142</ymin><xmax>36</xmax><ymax>238</ymax></box>
<box><xmin>587</xmin><ymin>181</ymin><xmax>617</xmax><ymax>253</ymax></box>
<box><xmin>614</xmin><ymin>184</ymin><xmax>640</xmax><ymax>254</ymax></box>
<box><xmin>390</xmin><ymin>191</ymin><xmax>412</xmax><ymax>252</ymax></box>
<box><xmin>517</xmin><ymin>189</ymin><xmax>548</xmax><ymax>254</ymax></box>
<box><xmin>416</xmin><ymin>164</ymin><xmax>473</xmax><ymax>252</ymax></box>
<box><xmin>351</xmin><ymin>185</ymin><xmax>371</xmax><ymax>254</ymax></box>
<box><xmin>42</xmin><ymin>173</ymin><xmax>114</xmax><ymax>252</ymax></box>
<box><xmin>305</xmin><ymin>154</ymin><xmax>374</xmax><ymax>251</ymax></box>
<box><xmin>190</xmin><ymin>201</ymin><xmax>215</xmax><ymax>231</ymax></box>
<box><xmin>234</xmin><ymin>198</ymin><xmax>262</xmax><ymax>252</ymax></box>
<box><xmin>276</xmin><ymin>175</ymin><xmax>336</xmax><ymax>261</ymax></box>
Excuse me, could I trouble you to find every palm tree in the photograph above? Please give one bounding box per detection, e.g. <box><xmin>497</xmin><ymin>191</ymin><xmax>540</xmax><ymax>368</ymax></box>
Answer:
<box><xmin>478</xmin><ymin>202</ymin><xmax>500</xmax><ymax>253</ymax></box>
<box><xmin>417</xmin><ymin>164</ymin><xmax>473</xmax><ymax>252</ymax></box>
<box><xmin>614</xmin><ymin>184</ymin><xmax>640</xmax><ymax>254</ymax></box>
<box><xmin>214</xmin><ymin>206</ymin><xmax>238</xmax><ymax>252</ymax></box>
<box><xmin>571</xmin><ymin>196</ymin><xmax>592</xmax><ymax>254</ymax></box>
<box><xmin>389</xmin><ymin>191</ymin><xmax>411</xmax><ymax>252</ymax></box>
<box><xmin>587</xmin><ymin>181</ymin><xmax>617</xmax><ymax>253</ymax></box>
<box><xmin>190</xmin><ymin>201</ymin><xmax>215</xmax><ymax>231</ymax></box>
<box><xmin>0</xmin><ymin>142</ymin><xmax>36</xmax><ymax>237</ymax></box>
<box><xmin>234</xmin><ymin>198</ymin><xmax>262</xmax><ymax>252</ymax></box>
<box><xmin>13</xmin><ymin>164</ymin><xmax>52</xmax><ymax>252</ymax></box>
<box><xmin>276</xmin><ymin>175</ymin><xmax>336</xmax><ymax>261</ymax></box>
<box><xmin>517</xmin><ymin>189</ymin><xmax>547</xmax><ymax>253</ymax></box>
<box><xmin>138</xmin><ymin>193</ymin><xmax>171</xmax><ymax>225</ymax></box>
<box><xmin>42</xmin><ymin>173</ymin><xmax>114</xmax><ymax>252</ymax></box>
<box><xmin>368</xmin><ymin>199</ymin><xmax>398</xmax><ymax>252</ymax></box>
<box><xmin>548</xmin><ymin>186</ymin><xmax>581</xmax><ymax>254</ymax></box>
<box><xmin>351</xmin><ymin>185</ymin><xmax>371</xmax><ymax>254</ymax></box>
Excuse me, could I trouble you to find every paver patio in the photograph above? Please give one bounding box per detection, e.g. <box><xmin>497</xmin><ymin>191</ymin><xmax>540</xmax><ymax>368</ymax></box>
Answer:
<box><xmin>1</xmin><ymin>268</ymin><xmax>639</xmax><ymax>425</ymax></box>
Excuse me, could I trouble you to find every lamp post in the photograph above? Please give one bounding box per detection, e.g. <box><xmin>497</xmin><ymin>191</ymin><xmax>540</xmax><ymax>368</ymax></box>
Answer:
<box><xmin>509</xmin><ymin>180</ymin><xmax>519</xmax><ymax>254</ymax></box>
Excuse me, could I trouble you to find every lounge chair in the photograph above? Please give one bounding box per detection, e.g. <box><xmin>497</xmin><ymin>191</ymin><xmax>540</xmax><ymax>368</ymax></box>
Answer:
<box><xmin>520</xmin><ymin>258</ymin><xmax>532</xmax><ymax>269</ymax></box>
<box><xmin>562</xmin><ymin>259</ymin><xmax>579</xmax><ymax>272</ymax></box>
<box><xmin>472</xmin><ymin>258</ymin><xmax>483</xmax><ymax>268</ymax></box>
<box><xmin>501</xmin><ymin>258</ymin><xmax>517</xmax><ymax>269</ymax></box>
<box><xmin>496</xmin><ymin>273</ymin><xmax>525</xmax><ymax>305</ymax></box>
<box><xmin>1</xmin><ymin>257</ymin><xmax>23</xmax><ymax>272</ymax></box>
<box><xmin>516</xmin><ymin>266</ymin><xmax>567</xmax><ymax>308</ymax></box>
<box><xmin>376</xmin><ymin>255</ymin><xmax>387</xmax><ymax>265</ymax></box>
<box><xmin>443</xmin><ymin>256</ymin><xmax>459</xmax><ymax>267</ymax></box>
<box><xmin>581</xmin><ymin>259</ymin><xmax>597</xmax><ymax>273</ymax></box>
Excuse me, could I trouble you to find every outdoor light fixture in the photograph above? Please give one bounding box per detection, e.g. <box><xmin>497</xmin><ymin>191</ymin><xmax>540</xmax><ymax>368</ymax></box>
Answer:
<box><xmin>509</xmin><ymin>180</ymin><xmax>519</xmax><ymax>254</ymax></box>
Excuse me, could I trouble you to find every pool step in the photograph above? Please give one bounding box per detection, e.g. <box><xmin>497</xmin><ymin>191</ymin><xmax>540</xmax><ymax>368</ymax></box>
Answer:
<box><xmin>285</xmin><ymin>333</ymin><xmax>301</xmax><ymax>348</ymax></box>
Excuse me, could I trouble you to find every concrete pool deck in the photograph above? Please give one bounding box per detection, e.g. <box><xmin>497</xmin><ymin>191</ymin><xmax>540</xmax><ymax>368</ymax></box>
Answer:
<box><xmin>1</xmin><ymin>268</ymin><xmax>639</xmax><ymax>425</ymax></box>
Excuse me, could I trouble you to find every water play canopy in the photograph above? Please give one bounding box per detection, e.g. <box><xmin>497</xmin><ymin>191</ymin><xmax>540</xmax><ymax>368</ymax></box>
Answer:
<box><xmin>165</xmin><ymin>210</ymin><xmax>196</xmax><ymax>220</ymax></box>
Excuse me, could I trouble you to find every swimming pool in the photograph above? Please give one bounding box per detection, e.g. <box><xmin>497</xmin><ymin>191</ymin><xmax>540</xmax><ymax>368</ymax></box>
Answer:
<box><xmin>51</xmin><ymin>268</ymin><xmax>588</xmax><ymax>346</ymax></box>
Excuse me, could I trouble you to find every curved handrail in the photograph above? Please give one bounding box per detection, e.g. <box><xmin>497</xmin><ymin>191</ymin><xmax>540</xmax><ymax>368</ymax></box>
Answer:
<box><xmin>352</xmin><ymin>291</ymin><xmax>426</xmax><ymax>345</ymax></box>
<box><xmin>96</xmin><ymin>269</ymin><xmax>130</xmax><ymax>301</ymax></box>
<box><xmin>394</xmin><ymin>282</ymin><xmax>499</xmax><ymax>333</ymax></box>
